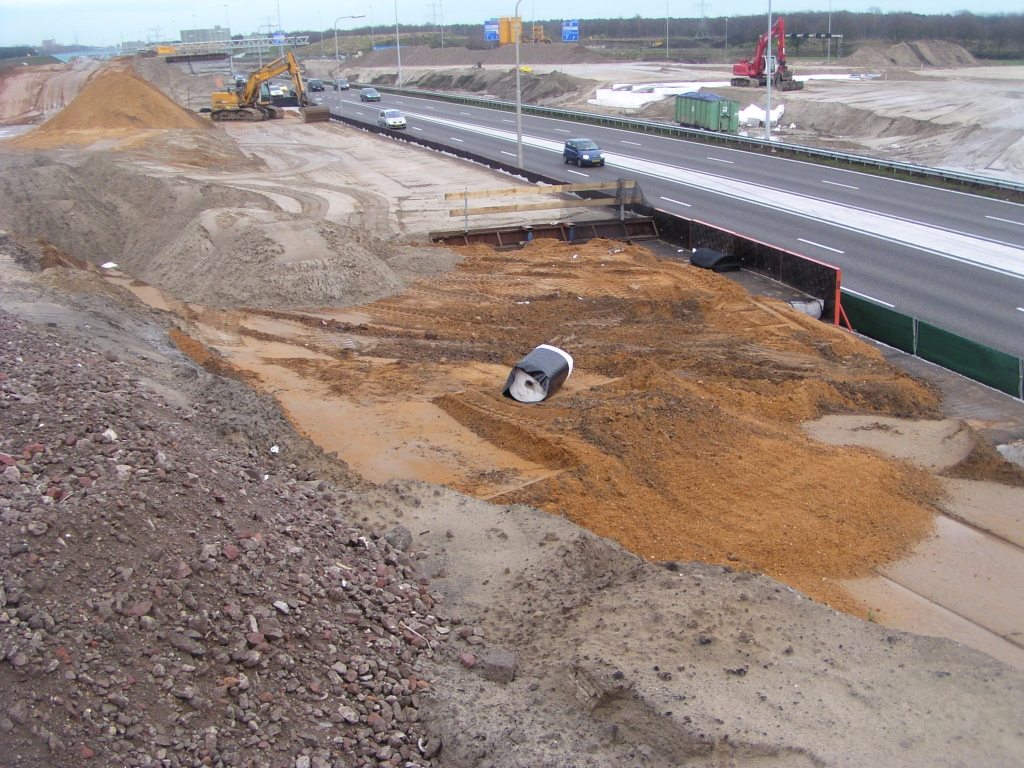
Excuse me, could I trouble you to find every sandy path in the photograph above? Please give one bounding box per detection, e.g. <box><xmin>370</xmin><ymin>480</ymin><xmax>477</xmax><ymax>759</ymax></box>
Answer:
<box><xmin>0</xmin><ymin>61</ymin><xmax>100</xmax><ymax>125</ymax></box>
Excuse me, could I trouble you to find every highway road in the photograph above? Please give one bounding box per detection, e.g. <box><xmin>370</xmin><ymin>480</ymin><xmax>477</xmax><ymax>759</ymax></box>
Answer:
<box><xmin>305</xmin><ymin>86</ymin><xmax>1024</xmax><ymax>359</ymax></box>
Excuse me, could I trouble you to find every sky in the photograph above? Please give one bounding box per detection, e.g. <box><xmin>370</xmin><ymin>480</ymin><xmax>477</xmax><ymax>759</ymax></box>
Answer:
<box><xmin>0</xmin><ymin>0</ymin><xmax>1019</xmax><ymax>48</ymax></box>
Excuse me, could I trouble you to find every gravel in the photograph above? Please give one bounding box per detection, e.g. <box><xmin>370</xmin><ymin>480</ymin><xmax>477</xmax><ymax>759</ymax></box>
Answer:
<box><xmin>0</xmin><ymin>308</ymin><xmax>454</xmax><ymax>767</ymax></box>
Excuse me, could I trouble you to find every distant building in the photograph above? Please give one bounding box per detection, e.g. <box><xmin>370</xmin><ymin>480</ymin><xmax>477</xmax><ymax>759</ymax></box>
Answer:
<box><xmin>41</xmin><ymin>39</ymin><xmax>58</xmax><ymax>53</ymax></box>
<box><xmin>180</xmin><ymin>26</ymin><xmax>231</xmax><ymax>45</ymax></box>
<box><xmin>120</xmin><ymin>40</ymin><xmax>148</xmax><ymax>55</ymax></box>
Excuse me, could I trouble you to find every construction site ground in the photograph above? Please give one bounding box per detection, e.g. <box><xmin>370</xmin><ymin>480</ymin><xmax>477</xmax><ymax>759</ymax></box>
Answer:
<box><xmin>0</xmin><ymin>56</ymin><xmax>1023</xmax><ymax>768</ymax></box>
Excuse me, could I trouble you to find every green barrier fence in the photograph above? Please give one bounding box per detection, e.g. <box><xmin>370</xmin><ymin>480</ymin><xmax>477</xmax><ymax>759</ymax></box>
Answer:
<box><xmin>841</xmin><ymin>291</ymin><xmax>1023</xmax><ymax>399</ymax></box>
<box><xmin>917</xmin><ymin>322</ymin><xmax>1023</xmax><ymax>399</ymax></box>
<box><xmin>840</xmin><ymin>293</ymin><xmax>916</xmax><ymax>354</ymax></box>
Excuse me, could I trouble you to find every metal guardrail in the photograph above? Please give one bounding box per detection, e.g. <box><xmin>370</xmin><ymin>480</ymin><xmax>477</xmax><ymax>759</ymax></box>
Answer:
<box><xmin>362</xmin><ymin>83</ymin><xmax>1024</xmax><ymax>197</ymax></box>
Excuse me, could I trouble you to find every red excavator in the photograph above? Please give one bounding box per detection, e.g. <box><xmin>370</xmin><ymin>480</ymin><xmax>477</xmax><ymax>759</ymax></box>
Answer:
<box><xmin>731</xmin><ymin>17</ymin><xmax>803</xmax><ymax>90</ymax></box>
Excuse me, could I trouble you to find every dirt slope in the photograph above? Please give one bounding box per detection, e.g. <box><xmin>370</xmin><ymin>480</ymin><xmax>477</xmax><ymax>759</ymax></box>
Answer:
<box><xmin>0</xmin><ymin>61</ymin><xmax>100</xmax><ymax>126</ymax></box>
<box><xmin>248</xmin><ymin>237</ymin><xmax>939</xmax><ymax>614</ymax></box>
<box><xmin>2</xmin><ymin>252</ymin><xmax>1023</xmax><ymax>768</ymax></box>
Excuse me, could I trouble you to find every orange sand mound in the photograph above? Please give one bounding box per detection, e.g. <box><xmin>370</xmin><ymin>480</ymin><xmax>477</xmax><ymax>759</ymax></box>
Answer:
<box><xmin>7</xmin><ymin>66</ymin><xmax>209</xmax><ymax>149</ymax></box>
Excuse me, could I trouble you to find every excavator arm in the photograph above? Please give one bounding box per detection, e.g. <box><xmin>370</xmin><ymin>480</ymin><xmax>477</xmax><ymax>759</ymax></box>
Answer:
<box><xmin>212</xmin><ymin>51</ymin><xmax>330</xmax><ymax>122</ymax></box>
<box><xmin>731</xmin><ymin>17</ymin><xmax>802</xmax><ymax>89</ymax></box>
<box><xmin>239</xmin><ymin>52</ymin><xmax>307</xmax><ymax>107</ymax></box>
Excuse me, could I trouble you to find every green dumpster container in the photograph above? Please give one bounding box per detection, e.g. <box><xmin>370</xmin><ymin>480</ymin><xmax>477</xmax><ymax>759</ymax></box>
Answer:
<box><xmin>675</xmin><ymin>92</ymin><xmax>740</xmax><ymax>134</ymax></box>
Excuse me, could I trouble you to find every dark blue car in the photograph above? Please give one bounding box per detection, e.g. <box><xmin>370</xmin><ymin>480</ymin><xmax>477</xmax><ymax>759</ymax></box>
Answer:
<box><xmin>563</xmin><ymin>138</ymin><xmax>605</xmax><ymax>167</ymax></box>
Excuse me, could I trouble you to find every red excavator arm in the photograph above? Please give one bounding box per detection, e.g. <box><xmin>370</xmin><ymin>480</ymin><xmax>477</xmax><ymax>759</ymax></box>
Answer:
<box><xmin>731</xmin><ymin>17</ymin><xmax>802</xmax><ymax>89</ymax></box>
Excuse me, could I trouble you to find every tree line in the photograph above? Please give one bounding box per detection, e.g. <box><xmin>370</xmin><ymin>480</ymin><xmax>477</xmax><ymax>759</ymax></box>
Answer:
<box><xmin>314</xmin><ymin>10</ymin><xmax>1024</xmax><ymax>58</ymax></box>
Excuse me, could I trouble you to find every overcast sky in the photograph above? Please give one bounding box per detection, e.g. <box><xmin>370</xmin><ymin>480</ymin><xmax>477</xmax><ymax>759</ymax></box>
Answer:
<box><xmin>0</xmin><ymin>0</ymin><xmax>1019</xmax><ymax>48</ymax></box>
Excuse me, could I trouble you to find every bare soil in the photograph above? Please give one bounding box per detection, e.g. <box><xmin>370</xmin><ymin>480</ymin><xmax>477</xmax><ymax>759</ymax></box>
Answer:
<box><xmin>1</xmin><ymin>54</ymin><xmax>1023</xmax><ymax>768</ymax></box>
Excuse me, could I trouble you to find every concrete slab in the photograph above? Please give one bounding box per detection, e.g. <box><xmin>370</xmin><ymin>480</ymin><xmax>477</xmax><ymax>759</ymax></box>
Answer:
<box><xmin>938</xmin><ymin>477</ymin><xmax>1024</xmax><ymax>550</ymax></box>
<box><xmin>802</xmin><ymin>415</ymin><xmax>974</xmax><ymax>471</ymax></box>
<box><xmin>877</xmin><ymin>515</ymin><xmax>1024</xmax><ymax>644</ymax></box>
<box><xmin>842</xmin><ymin>574</ymin><xmax>1024</xmax><ymax>672</ymax></box>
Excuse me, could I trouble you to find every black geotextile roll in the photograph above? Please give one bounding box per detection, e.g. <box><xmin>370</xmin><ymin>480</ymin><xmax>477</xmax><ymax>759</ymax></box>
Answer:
<box><xmin>502</xmin><ymin>344</ymin><xmax>574</xmax><ymax>403</ymax></box>
<box><xmin>690</xmin><ymin>247</ymin><xmax>740</xmax><ymax>272</ymax></box>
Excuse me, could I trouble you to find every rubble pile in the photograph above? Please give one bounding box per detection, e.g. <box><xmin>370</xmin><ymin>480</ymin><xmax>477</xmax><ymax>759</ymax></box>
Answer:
<box><xmin>0</xmin><ymin>310</ymin><xmax>450</xmax><ymax>767</ymax></box>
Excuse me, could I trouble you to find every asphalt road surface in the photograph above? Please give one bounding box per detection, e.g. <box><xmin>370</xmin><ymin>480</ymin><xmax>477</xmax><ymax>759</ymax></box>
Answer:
<box><xmin>305</xmin><ymin>87</ymin><xmax>1024</xmax><ymax>359</ymax></box>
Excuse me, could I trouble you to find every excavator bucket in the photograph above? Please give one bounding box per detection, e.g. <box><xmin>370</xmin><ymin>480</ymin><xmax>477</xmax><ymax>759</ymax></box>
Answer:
<box><xmin>301</xmin><ymin>105</ymin><xmax>331</xmax><ymax>123</ymax></box>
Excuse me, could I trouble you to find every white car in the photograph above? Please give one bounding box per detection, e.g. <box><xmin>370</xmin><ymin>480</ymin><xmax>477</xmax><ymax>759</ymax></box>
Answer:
<box><xmin>269</xmin><ymin>84</ymin><xmax>287</xmax><ymax>97</ymax></box>
<box><xmin>377</xmin><ymin>109</ymin><xmax>407</xmax><ymax>130</ymax></box>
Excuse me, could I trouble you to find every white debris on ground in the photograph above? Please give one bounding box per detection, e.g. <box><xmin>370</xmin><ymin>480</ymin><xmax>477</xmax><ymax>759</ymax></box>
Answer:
<box><xmin>738</xmin><ymin>102</ymin><xmax>786</xmax><ymax>128</ymax></box>
<box><xmin>588</xmin><ymin>74</ymin><xmax>877</xmax><ymax>109</ymax></box>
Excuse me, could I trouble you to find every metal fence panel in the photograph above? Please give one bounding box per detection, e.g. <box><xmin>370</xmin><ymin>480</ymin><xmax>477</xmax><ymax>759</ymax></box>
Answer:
<box><xmin>917</xmin><ymin>322</ymin><xmax>1023</xmax><ymax>398</ymax></box>
<box><xmin>841</xmin><ymin>292</ymin><xmax>916</xmax><ymax>353</ymax></box>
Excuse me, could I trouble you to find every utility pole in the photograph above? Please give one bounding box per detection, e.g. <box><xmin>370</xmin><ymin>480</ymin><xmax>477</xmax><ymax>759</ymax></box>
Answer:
<box><xmin>665</xmin><ymin>0</ymin><xmax>670</xmax><ymax>60</ymax></box>
<box><xmin>827</xmin><ymin>0</ymin><xmax>832</xmax><ymax>61</ymax></box>
<box><xmin>694</xmin><ymin>0</ymin><xmax>710</xmax><ymax>39</ymax></box>
<box><xmin>395</xmin><ymin>0</ymin><xmax>403</xmax><ymax>86</ymax></box>
<box><xmin>514</xmin><ymin>0</ymin><xmax>524</xmax><ymax>168</ymax></box>
<box><xmin>277</xmin><ymin>0</ymin><xmax>283</xmax><ymax>58</ymax></box>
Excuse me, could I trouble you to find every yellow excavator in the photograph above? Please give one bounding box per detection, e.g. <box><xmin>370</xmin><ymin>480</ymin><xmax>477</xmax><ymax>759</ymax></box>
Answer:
<box><xmin>524</xmin><ymin>24</ymin><xmax>552</xmax><ymax>43</ymax></box>
<box><xmin>211</xmin><ymin>51</ymin><xmax>331</xmax><ymax>123</ymax></box>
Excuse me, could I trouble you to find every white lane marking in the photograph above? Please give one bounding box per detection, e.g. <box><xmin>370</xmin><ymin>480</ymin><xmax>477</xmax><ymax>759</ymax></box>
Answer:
<box><xmin>823</xmin><ymin>180</ymin><xmax>859</xmax><ymax>190</ymax></box>
<box><xmin>355</xmin><ymin>111</ymin><xmax>363</xmax><ymax>115</ymax></box>
<box><xmin>1017</xmin><ymin>307</ymin><xmax>1024</xmax><ymax>313</ymax></box>
<box><xmin>395</xmin><ymin>100</ymin><xmax>404</xmax><ymax>104</ymax></box>
<box><xmin>401</xmin><ymin>111</ymin><xmax>1024</xmax><ymax>280</ymax></box>
<box><xmin>798</xmin><ymin>238</ymin><xmax>845</xmax><ymax>254</ymax></box>
<box><xmin>660</xmin><ymin>196</ymin><xmax>691</xmax><ymax>207</ymax></box>
<box><xmin>502</xmin><ymin>119</ymin><xmax>515</xmax><ymax>123</ymax></box>
<box><xmin>501</xmin><ymin>151</ymin><xmax>517</xmax><ymax>157</ymax></box>
<box><xmin>460</xmin><ymin>111</ymin><xmax>471</xmax><ymax>115</ymax></box>
<box><xmin>426</xmin><ymin>105</ymin><xmax>435</xmax><ymax>109</ymax></box>
<box><xmin>450</xmin><ymin>137</ymin><xmax>464</xmax><ymax>142</ymax></box>
<box><xmin>986</xmin><ymin>215</ymin><xmax>1024</xmax><ymax>227</ymax></box>
<box><xmin>621</xmin><ymin>140</ymin><xmax>642</xmax><ymax>146</ymax></box>
<box><xmin>707</xmin><ymin>157</ymin><xmax>734</xmax><ymax>164</ymax></box>
<box><xmin>411</xmin><ymin>127</ymin><xmax>423</xmax><ymax>131</ymax></box>
<box><xmin>555</xmin><ymin>128</ymin><xmax>571</xmax><ymax>133</ymax></box>
<box><xmin>843</xmin><ymin>288</ymin><xmax>895</xmax><ymax>307</ymax></box>
<box><xmin>567</xmin><ymin>169</ymin><xmax>589</xmax><ymax>177</ymax></box>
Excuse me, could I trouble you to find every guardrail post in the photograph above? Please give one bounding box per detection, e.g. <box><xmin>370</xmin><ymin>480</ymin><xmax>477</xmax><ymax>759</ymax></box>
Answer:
<box><xmin>463</xmin><ymin>187</ymin><xmax>469</xmax><ymax>233</ymax></box>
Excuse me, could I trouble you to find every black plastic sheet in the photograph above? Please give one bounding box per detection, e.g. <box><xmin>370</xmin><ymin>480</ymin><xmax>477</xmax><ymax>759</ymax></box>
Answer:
<box><xmin>502</xmin><ymin>344</ymin><xmax>574</xmax><ymax>403</ymax></box>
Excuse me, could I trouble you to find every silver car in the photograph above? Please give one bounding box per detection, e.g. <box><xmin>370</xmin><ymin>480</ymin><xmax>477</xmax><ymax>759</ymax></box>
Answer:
<box><xmin>377</xmin><ymin>109</ymin><xmax>407</xmax><ymax>130</ymax></box>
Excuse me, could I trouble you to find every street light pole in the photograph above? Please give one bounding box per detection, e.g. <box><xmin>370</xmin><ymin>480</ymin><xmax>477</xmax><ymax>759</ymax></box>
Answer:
<box><xmin>827</xmin><ymin>0</ymin><xmax>832</xmax><ymax>61</ymax></box>
<box><xmin>514</xmin><ymin>0</ymin><xmax>524</xmax><ymax>168</ymax></box>
<box><xmin>666</xmin><ymin>0</ymin><xmax>669</xmax><ymax>60</ymax></box>
<box><xmin>394</xmin><ymin>0</ymin><xmax>403</xmax><ymax>86</ymax></box>
<box><xmin>334</xmin><ymin>15</ymin><xmax>366</xmax><ymax>64</ymax></box>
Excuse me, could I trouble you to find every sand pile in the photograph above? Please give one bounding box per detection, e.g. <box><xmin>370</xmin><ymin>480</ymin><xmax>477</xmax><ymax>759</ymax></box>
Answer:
<box><xmin>142</xmin><ymin>207</ymin><xmax>460</xmax><ymax>310</ymax></box>
<box><xmin>267</xmin><ymin>237</ymin><xmax>942</xmax><ymax>613</ymax></box>
<box><xmin>845</xmin><ymin>39</ymin><xmax>977</xmax><ymax>69</ymax></box>
<box><xmin>6</xmin><ymin>66</ymin><xmax>210</xmax><ymax>149</ymax></box>
<box><xmin>404</xmin><ymin>67</ymin><xmax>593</xmax><ymax>104</ymax></box>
